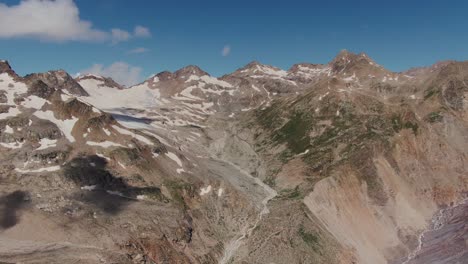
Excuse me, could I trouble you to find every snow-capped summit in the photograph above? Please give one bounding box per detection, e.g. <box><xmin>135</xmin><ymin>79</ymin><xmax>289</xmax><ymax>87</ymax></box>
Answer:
<box><xmin>233</xmin><ymin>61</ymin><xmax>288</xmax><ymax>79</ymax></box>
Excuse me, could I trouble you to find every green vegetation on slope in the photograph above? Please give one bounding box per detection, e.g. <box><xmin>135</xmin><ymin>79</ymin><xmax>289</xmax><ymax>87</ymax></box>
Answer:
<box><xmin>298</xmin><ymin>225</ymin><xmax>320</xmax><ymax>251</ymax></box>
<box><xmin>273</xmin><ymin>112</ymin><xmax>313</xmax><ymax>154</ymax></box>
<box><xmin>164</xmin><ymin>179</ymin><xmax>195</xmax><ymax>209</ymax></box>
<box><xmin>391</xmin><ymin>114</ymin><xmax>419</xmax><ymax>134</ymax></box>
<box><xmin>252</xmin><ymin>92</ymin><xmax>417</xmax><ymax>204</ymax></box>
<box><xmin>425</xmin><ymin>111</ymin><xmax>443</xmax><ymax>123</ymax></box>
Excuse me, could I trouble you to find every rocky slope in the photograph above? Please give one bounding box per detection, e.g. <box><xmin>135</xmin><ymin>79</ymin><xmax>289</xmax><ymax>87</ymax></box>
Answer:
<box><xmin>0</xmin><ymin>51</ymin><xmax>467</xmax><ymax>264</ymax></box>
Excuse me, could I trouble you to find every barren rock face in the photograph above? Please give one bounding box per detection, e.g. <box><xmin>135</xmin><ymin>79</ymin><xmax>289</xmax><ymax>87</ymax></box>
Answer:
<box><xmin>25</xmin><ymin>71</ymin><xmax>89</xmax><ymax>96</ymax></box>
<box><xmin>0</xmin><ymin>60</ymin><xmax>15</xmax><ymax>75</ymax></box>
<box><xmin>0</xmin><ymin>51</ymin><xmax>467</xmax><ymax>264</ymax></box>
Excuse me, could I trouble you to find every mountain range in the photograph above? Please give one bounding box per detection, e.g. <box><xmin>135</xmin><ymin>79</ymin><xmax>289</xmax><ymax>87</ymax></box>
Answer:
<box><xmin>0</xmin><ymin>50</ymin><xmax>467</xmax><ymax>264</ymax></box>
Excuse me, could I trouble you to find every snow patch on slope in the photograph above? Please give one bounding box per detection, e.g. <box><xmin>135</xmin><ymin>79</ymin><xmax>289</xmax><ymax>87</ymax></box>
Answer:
<box><xmin>0</xmin><ymin>106</ymin><xmax>21</xmax><ymax>119</ymax></box>
<box><xmin>34</xmin><ymin>110</ymin><xmax>78</xmax><ymax>142</ymax></box>
<box><xmin>36</xmin><ymin>138</ymin><xmax>58</xmax><ymax>150</ymax></box>
<box><xmin>186</xmin><ymin>75</ymin><xmax>233</xmax><ymax>88</ymax></box>
<box><xmin>21</xmin><ymin>95</ymin><xmax>47</xmax><ymax>109</ymax></box>
<box><xmin>166</xmin><ymin>152</ymin><xmax>182</xmax><ymax>167</ymax></box>
<box><xmin>87</xmin><ymin>141</ymin><xmax>125</xmax><ymax>148</ymax></box>
<box><xmin>200</xmin><ymin>185</ymin><xmax>212</xmax><ymax>196</ymax></box>
<box><xmin>15</xmin><ymin>166</ymin><xmax>61</xmax><ymax>173</ymax></box>
<box><xmin>0</xmin><ymin>73</ymin><xmax>28</xmax><ymax>105</ymax></box>
<box><xmin>0</xmin><ymin>141</ymin><xmax>24</xmax><ymax>149</ymax></box>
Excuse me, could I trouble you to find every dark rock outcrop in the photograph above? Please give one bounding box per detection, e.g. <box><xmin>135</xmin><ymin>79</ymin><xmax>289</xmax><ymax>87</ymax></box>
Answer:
<box><xmin>25</xmin><ymin>71</ymin><xmax>89</xmax><ymax>96</ymax></box>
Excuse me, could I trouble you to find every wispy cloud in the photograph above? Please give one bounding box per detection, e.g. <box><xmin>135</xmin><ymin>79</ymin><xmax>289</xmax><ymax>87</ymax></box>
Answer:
<box><xmin>128</xmin><ymin>47</ymin><xmax>149</xmax><ymax>54</ymax></box>
<box><xmin>79</xmin><ymin>62</ymin><xmax>143</xmax><ymax>87</ymax></box>
<box><xmin>111</xmin><ymin>26</ymin><xmax>152</xmax><ymax>44</ymax></box>
<box><xmin>0</xmin><ymin>0</ymin><xmax>151</xmax><ymax>44</ymax></box>
<box><xmin>111</xmin><ymin>28</ymin><xmax>131</xmax><ymax>44</ymax></box>
<box><xmin>222</xmin><ymin>45</ymin><xmax>231</xmax><ymax>57</ymax></box>
<box><xmin>134</xmin><ymin>26</ymin><xmax>151</xmax><ymax>38</ymax></box>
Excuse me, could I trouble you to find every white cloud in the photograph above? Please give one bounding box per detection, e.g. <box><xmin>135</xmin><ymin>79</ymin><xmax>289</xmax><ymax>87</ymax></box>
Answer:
<box><xmin>0</xmin><ymin>0</ymin><xmax>151</xmax><ymax>43</ymax></box>
<box><xmin>111</xmin><ymin>28</ymin><xmax>131</xmax><ymax>44</ymax></box>
<box><xmin>80</xmin><ymin>62</ymin><xmax>143</xmax><ymax>87</ymax></box>
<box><xmin>111</xmin><ymin>26</ymin><xmax>151</xmax><ymax>44</ymax></box>
<box><xmin>0</xmin><ymin>0</ymin><xmax>105</xmax><ymax>42</ymax></box>
<box><xmin>128</xmin><ymin>47</ymin><xmax>149</xmax><ymax>54</ymax></box>
<box><xmin>222</xmin><ymin>45</ymin><xmax>231</xmax><ymax>57</ymax></box>
<box><xmin>134</xmin><ymin>26</ymin><xmax>151</xmax><ymax>38</ymax></box>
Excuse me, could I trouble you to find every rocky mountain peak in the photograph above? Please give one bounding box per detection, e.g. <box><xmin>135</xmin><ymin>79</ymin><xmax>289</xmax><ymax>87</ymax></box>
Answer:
<box><xmin>231</xmin><ymin>61</ymin><xmax>288</xmax><ymax>79</ymax></box>
<box><xmin>230</xmin><ymin>61</ymin><xmax>263</xmax><ymax>74</ymax></box>
<box><xmin>0</xmin><ymin>59</ymin><xmax>19</xmax><ymax>77</ymax></box>
<box><xmin>245</xmin><ymin>60</ymin><xmax>273</xmax><ymax>70</ymax></box>
<box><xmin>0</xmin><ymin>60</ymin><xmax>12</xmax><ymax>72</ymax></box>
<box><xmin>76</xmin><ymin>74</ymin><xmax>124</xmax><ymax>90</ymax></box>
<box><xmin>329</xmin><ymin>50</ymin><xmax>385</xmax><ymax>75</ymax></box>
<box><xmin>135</xmin><ymin>67</ymin><xmax>209</xmax><ymax>89</ymax></box>
<box><xmin>331</xmin><ymin>50</ymin><xmax>368</xmax><ymax>66</ymax></box>
<box><xmin>244</xmin><ymin>60</ymin><xmax>263</xmax><ymax>68</ymax></box>
<box><xmin>25</xmin><ymin>70</ymin><xmax>89</xmax><ymax>96</ymax></box>
<box><xmin>153</xmin><ymin>71</ymin><xmax>174</xmax><ymax>82</ymax></box>
<box><xmin>333</xmin><ymin>49</ymin><xmax>353</xmax><ymax>59</ymax></box>
<box><xmin>174</xmin><ymin>65</ymin><xmax>209</xmax><ymax>78</ymax></box>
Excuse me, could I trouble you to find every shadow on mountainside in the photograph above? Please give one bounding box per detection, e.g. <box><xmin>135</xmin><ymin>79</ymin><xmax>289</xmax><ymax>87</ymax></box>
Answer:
<box><xmin>0</xmin><ymin>190</ymin><xmax>30</xmax><ymax>230</ymax></box>
<box><xmin>63</xmin><ymin>155</ymin><xmax>164</xmax><ymax>215</ymax></box>
<box><xmin>110</xmin><ymin>112</ymin><xmax>153</xmax><ymax>124</ymax></box>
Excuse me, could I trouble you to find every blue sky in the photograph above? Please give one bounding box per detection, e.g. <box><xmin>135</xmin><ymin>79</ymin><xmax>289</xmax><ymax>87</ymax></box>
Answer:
<box><xmin>1</xmin><ymin>0</ymin><xmax>468</xmax><ymax>85</ymax></box>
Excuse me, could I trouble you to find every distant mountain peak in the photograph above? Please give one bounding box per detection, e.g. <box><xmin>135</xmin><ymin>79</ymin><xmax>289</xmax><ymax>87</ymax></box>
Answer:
<box><xmin>25</xmin><ymin>70</ymin><xmax>89</xmax><ymax>96</ymax></box>
<box><xmin>0</xmin><ymin>60</ymin><xmax>12</xmax><ymax>71</ymax></box>
<box><xmin>153</xmin><ymin>71</ymin><xmax>174</xmax><ymax>82</ymax></box>
<box><xmin>336</xmin><ymin>49</ymin><xmax>352</xmax><ymax>57</ymax></box>
<box><xmin>76</xmin><ymin>73</ymin><xmax>104</xmax><ymax>80</ymax></box>
<box><xmin>139</xmin><ymin>66</ymin><xmax>210</xmax><ymax>85</ymax></box>
<box><xmin>329</xmin><ymin>50</ymin><xmax>383</xmax><ymax>74</ymax></box>
<box><xmin>175</xmin><ymin>65</ymin><xmax>209</xmax><ymax>78</ymax></box>
<box><xmin>76</xmin><ymin>74</ymin><xmax>124</xmax><ymax>90</ymax></box>
<box><xmin>245</xmin><ymin>61</ymin><xmax>263</xmax><ymax>68</ymax></box>
<box><xmin>233</xmin><ymin>61</ymin><xmax>287</xmax><ymax>77</ymax></box>
<box><xmin>331</xmin><ymin>50</ymin><xmax>369</xmax><ymax>63</ymax></box>
<box><xmin>244</xmin><ymin>61</ymin><xmax>280</xmax><ymax>70</ymax></box>
<box><xmin>0</xmin><ymin>59</ymin><xmax>18</xmax><ymax>77</ymax></box>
